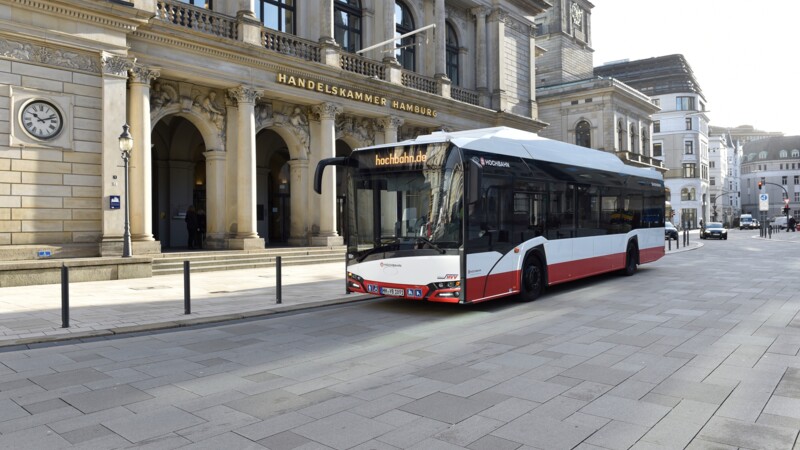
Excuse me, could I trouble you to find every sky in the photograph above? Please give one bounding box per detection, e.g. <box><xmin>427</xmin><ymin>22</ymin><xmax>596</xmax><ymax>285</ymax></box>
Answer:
<box><xmin>590</xmin><ymin>0</ymin><xmax>800</xmax><ymax>136</ymax></box>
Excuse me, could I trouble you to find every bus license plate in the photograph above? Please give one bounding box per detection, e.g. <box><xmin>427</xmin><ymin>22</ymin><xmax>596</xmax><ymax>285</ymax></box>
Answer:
<box><xmin>381</xmin><ymin>287</ymin><xmax>404</xmax><ymax>296</ymax></box>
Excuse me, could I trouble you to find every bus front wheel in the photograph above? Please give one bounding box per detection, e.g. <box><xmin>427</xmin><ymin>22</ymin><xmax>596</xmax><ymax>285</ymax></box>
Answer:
<box><xmin>623</xmin><ymin>242</ymin><xmax>638</xmax><ymax>276</ymax></box>
<box><xmin>520</xmin><ymin>256</ymin><xmax>544</xmax><ymax>302</ymax></box>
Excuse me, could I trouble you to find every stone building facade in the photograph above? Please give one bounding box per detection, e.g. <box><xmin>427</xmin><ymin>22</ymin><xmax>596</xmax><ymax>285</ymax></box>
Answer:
<box><xmin>740</xmin><ymin>135</ymin><xmax>800</xmax><ymax>222</ymax></box>
<box><xmin>533</xmin><ymin>1</ymin><xmax>663</xmax><ymax>173</ymax></box>
<box><xmin>0</xmin><ymin>0</ymin><xmax>549</xmax><ymax>260</ymax></box>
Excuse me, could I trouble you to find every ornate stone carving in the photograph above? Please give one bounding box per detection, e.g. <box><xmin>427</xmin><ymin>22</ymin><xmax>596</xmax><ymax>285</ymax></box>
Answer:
<box><xmin>377</xmin><ymin>116</ymin><xmax>404</xmax><ymax>133</ymax></box>
<box><xmin>336</xmin><ymin>115</ymin><xmax>376</xmax><ymax>147</ymax></box>
<box><xmin>192</xmin><ymin>89</ymin><xmax>226</xmax><ymax>130</ymax></box>
<box><xmin>150</xmin><ymin>80</ymin><xmax>177</xmax><ymax>112</ymax></box>
<box><xmin>399</xmin><ymin>126</ymin><xmax>434</xmax><ymax>142</ymax></box>
<box><xmin>102</xmin><ymin>55</ymin><xmax>135</xmax><ymax>77</ymax></box>
<box><xmin>272</xmin><ymin>105</ymin><xmax>310</xmax><ymax>153</ymax></box>
<box><xmin>0</xmin><ymin>37</ymin><xmax>101</xmax><ymax>73</ymax></box>
<box><xmin>311</xmin><ymin>102</ymin><xmax>343</xmax><ymax>121</ymax></box>
<box><xmin>488</xmin><ymin>8</ymin><xmax>508</xmax><ymax>23</ymax></box>
<box><xmin>227</xmin><ymin>85</ymin><xmax>261</xmax><ymax>104</ymax></box>
<box><xmin>130</xmin><ymin>64</ymin><xmax>160</xmax><ymax>84</ymax></box>
<box><xmin>254</xmin><ymin>102</ymin><xmax>274</xmax><ymax>129</ymax></box>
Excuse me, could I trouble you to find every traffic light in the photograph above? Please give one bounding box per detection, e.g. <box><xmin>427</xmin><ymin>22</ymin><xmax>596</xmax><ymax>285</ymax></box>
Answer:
<box><xmin>758</xmin><ymin>181</ymin><xmax>763</xmax><ymax>190</ymax></box>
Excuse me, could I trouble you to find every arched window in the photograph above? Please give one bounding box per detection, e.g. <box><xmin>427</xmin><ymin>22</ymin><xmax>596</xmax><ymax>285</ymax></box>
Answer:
<box><xmin>759</xmin><ymin>151</ymin><xmax>768</xmax><ymax>159</ymax></box>
<box><xmin>257</xmin><ymin>0</ymin><xmax>296</xmax><ymax>34</ymax></box>
<box><xmin>575</xmin><ymin>120</ymin><xmax>591</xmax><ymax>148</ymax></box>
<box><xmin>445</xmin><ymin>22</ymin><xmax>459</xmax><ymax>85</ymax></box>
<box><xmin>690</xmin><ymin>188</ymin><xmax>696</xmax><ymax>200</ymax></box>
<box><xmin>617</xmin><ymin>120</ymin><xmax>625</xmax><ymax>151</ymax></box>
<box><xmin>334</xmin><ymin>0</ymin><xmax>362</xmax><ymax>53</ymax></box>
<box><xmin>793</xmin><ymin>149</ymin><xmax>800</xmax><ymax>158</ymax></box>
<box><xmin>780</xmin><ymin>150</ymin><xmax>788</xmax><ymax>158</ymax></box>
<box><xmin>681</xmin><ymin>188</ymin><xmax>690</xmax><ymax>201</ymax></box>
<box><xmin>629</xmin><ymin>124</ymin><xmax>638</xmax><ymax>153</ymax></box>
<box><xmin>395</xmin><ymin>1</ymin><xmax>415</xmax><ymax>71</ymax></box>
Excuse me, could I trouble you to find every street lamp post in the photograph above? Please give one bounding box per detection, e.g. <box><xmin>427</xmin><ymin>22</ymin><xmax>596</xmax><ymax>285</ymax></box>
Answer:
<box><xmin>119</xmin><ymin>124</ymin><xmax>133</xmax><ymax>257</ymax></box>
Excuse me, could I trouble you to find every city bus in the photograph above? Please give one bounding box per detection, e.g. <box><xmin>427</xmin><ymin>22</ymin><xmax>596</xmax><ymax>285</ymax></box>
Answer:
<box><xmin>314</xmin><ymin>127</ymin><xmax>665</xmax><ymax>304</ymax></box>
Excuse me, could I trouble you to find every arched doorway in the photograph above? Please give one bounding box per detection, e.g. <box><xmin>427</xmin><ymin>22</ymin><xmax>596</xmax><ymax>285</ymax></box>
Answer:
<box><xmin>257</xmin><ymin>130</ymin><xmax>291</xmax><ymax>245</ymax></box>
<box><xmin>152</xmin><ymin>116</ymin><xmax>207</xmax><ymax>249</ymax></box>
<box><xmin>335</xmin><ymin>139</ymin><xmax>354</xmax><ymax>236</ymax></box>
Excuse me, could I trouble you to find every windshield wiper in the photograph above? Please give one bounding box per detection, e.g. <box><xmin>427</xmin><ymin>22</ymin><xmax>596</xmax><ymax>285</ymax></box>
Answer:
<box><xmin>356</xmin><ymin>237</ymin><xmax>399</xmax><ymax>262</ymax></box>
<box><xmin>414</xmin><ymin>236</ymin><xmax>446</xmax><ymax>254</ymax></box>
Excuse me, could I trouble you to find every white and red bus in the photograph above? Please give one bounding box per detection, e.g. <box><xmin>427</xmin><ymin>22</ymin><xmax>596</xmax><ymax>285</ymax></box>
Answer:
<box><xmin>315</xmin><ymin>127</ymin><xmax>665</xmax><ymax>304</ymax></box>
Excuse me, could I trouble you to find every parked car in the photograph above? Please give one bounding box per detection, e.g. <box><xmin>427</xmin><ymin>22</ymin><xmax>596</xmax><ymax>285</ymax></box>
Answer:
<box><xmin>701</xmin><ymin>222</ymin><xmax>728</xmax><ymax>240</ymax></box>
<box><xmin>665</xmin><ymin>221</ymin><xmax>678</xmax><ymax>241</ymax></box>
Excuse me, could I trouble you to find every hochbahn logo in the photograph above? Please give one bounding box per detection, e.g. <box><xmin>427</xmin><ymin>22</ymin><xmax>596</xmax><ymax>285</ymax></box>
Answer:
<box><xmin>478</xmin><ymin>157</ymin><xmax>510</xmax><ymax>168</ymax></box>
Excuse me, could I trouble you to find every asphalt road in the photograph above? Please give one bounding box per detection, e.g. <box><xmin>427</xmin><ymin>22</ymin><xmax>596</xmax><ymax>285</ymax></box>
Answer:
<box><xmin>0</xmin><ymin>229</ymin><xmax>798</xmax><ymax>449</ymax></box>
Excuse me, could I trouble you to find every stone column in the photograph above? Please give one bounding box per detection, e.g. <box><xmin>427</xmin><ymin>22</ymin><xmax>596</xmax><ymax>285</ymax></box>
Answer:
<box><xmin>434</xmin><ymin>0</ymin><xmax>447</xmax><ymax>78</ymax></box>
<box><xmin>228</xmin><ymin>85</ymin><xmax>264</xmax><ymax>249</ymax></box>
<box><xmin>380</xmin><ymin>116</ymin><xmax>404</xmax><ymax>144</ymax></box>
<box><xmin>127</xmin><ymin>64</ymin><xmax>161</xmax><ymax>255</ymax></box>
<box><xmin>383</xmin><ymin>2</ymin><xmax>397</xmax><ymax>63</ymax></box>
<box><xmin>287</xmin><ymin>159</ymin><xmax>309</xmax><ymax>246</ymax></box>
<box><xmin>99</xmin><ymin>55</ymin><xmax>134</xmax><ymax>257</ymax></box>
<box><xmin>203</xmin><ymin>149</ymin><xmax>226</xmax><ymax>248</ymax></box>
<box><xmin>319</xmin><ymin>0</ymin><xmax>340</xmax><ymax>66</ymax></box>
<box><xmin>311</xmin><ymin>102</ymin><xmax>343</xmax><ymax>246</ymax></box>
<box><xmin>471</xmin><ymin>7</ymin><xmax>489</xmax><ymax>107</ymax></box>
<box><xmin>488</xmin><ymin>8</ymin><xmax>508</xmax><ymax>111</ymax></box>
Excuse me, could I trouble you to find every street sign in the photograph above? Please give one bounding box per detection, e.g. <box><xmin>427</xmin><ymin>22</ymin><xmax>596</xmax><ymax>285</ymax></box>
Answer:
<box><xmin>759</xmin><ymin>193</ymin><xmax>769</xmax><ymax>211</ymax></box>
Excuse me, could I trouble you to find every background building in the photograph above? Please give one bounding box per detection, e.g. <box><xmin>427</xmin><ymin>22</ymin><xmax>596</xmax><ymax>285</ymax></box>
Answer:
<box><xmin>533</xmin><ymin>1</ymin><xmax>663</xmax><ymax>172</ymax></box>
<box><xmin>708</xmin><ymin>132</ymin><xmax>740</xmax><ymax>225</ymax></box>
<box><xmin>740</xmin><ymin>136</ymin><xmax>800</xmax><ymax>223</ymax></box>
<box><xmin>596</xmin><ymin>55</ymin><xmax>709</xmax><ymax>229</ymax></box>
<box><xmin>0</xmin><ymin>0</ymin><xmax>550</xmax><ymax>260</ymax></box>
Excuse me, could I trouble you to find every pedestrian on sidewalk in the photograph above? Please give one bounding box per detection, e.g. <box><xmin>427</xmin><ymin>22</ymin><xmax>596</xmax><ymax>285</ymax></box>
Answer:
<box><xmin>197</xmin><ymin>208</ymin><xmax>207</xmax><ymax>248</ymax></box>
<box><xmin>789</xmin><ymin>216</ymin><xmax>796</xmax><ymax>232</ymax></box>
<box><xmin>185</xmin><ymin>205</ymin><xmax>199</xmax><ymax>249</ymax></box>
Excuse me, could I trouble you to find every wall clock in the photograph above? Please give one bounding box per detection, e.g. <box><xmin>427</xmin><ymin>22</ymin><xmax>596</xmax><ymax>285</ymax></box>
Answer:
<box><xmin>20</xmin><ymin>99</ymin><xmax>63</xmax><ymax>140</ymax></box>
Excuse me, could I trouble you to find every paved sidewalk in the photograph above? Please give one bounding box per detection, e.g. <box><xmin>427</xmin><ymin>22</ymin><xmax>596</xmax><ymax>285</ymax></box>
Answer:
<box><xmin>0</xmin><ymin>262</ymin><xmax>370</xmax><ymax>349</ymax></box>
<box><xmin>0</xmin><ymin>228</ymin><xmax>794</xmax><ymax>349</ymax></box>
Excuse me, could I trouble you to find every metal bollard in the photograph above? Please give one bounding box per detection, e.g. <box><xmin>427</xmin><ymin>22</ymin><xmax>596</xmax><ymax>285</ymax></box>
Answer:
<box><xmin>276</xmin><ymin>256</ymin><xmax>282</xmax><ymax>304</ymax></box>
<box><xmin>668</xmin><ymin>238</ymin><xmax>671</xmax><ymax>251</ymax></box>
<box><xmin>61</xmin><ymin>264</ymin><xmax>69</xmax><ymax>328</ymax></box>
<box><xmin>184</xmin><ymin>260</ymin><xmax>191</xmax><ymax>314</ymax></box>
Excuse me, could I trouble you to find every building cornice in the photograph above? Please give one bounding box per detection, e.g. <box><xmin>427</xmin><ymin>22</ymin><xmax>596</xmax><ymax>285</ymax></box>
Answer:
<box><xmin>3</xmin><ymin>0</ymin><xmax>146</xmax><ymax>33</ymax></box>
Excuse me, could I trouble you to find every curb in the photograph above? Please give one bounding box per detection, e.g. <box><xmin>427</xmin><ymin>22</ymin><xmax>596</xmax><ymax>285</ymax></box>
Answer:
<box><xmin>0</xmin><ymin>293</ymin><xmax>374</xmax><ymax>350</ymax></box>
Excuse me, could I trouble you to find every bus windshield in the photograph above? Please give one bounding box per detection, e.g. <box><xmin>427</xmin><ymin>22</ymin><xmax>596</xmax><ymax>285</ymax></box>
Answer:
<box><xmin>345</xmin><ymin>143</ymin><xmax>463</xmax><ymax>261</ymax></box>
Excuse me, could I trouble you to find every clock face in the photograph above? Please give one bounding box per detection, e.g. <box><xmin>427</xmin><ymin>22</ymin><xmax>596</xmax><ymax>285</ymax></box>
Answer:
<box><xmin>571</xmin><ymin>3</ymin><xmax>583</xmax><ymax>27</ymax></box>
<box><xmin>21</xmin><ymin>100</ymin><xmax>63</xmax><ymax>140</ymax></box>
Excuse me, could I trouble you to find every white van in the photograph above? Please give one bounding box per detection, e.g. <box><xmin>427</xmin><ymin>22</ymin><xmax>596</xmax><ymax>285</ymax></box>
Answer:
<box><xmin>773</xmin><ymin>216</ymin><xmax>788</xmax><ymax>229</ymax></box>
<box><xmin>739</xmin><ymin>214</ymin><xmax>756</xmax><ymax>230</ymax></box>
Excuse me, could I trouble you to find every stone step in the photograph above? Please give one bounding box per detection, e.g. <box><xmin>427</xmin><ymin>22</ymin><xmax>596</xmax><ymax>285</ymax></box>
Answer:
<box><xmin>151</xmin><ymin>247</ymin><xmax>345</xmax><ymax>276</ymax></box>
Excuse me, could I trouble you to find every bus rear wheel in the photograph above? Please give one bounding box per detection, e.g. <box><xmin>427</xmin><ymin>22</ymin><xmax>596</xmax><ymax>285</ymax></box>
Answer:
<box><xmin>623</xmin><ymin>242</ymin><xmax>638</xmax><ymax>276</ymax></box>
<box><xmin>520</xmin><ymin>256</ymin><xmax>544</xmax><ymax>302</ymax></box>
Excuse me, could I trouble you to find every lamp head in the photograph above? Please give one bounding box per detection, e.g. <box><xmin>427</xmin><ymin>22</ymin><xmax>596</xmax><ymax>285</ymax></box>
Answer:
<box><xmin>119</xmin><ymin>123</ymin><xmax>133</xmax><ymax>153</ymax></box>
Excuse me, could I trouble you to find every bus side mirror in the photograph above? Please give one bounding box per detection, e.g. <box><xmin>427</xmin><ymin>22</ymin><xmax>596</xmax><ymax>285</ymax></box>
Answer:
<box><xmin>313</xmin><ymin>157</ymin><xmax>352</xmax><ymax>194</ymax></box>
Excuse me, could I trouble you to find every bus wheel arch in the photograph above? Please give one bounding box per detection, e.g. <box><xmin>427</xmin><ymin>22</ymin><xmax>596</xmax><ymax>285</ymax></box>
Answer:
<box><xmin>520</xmin><ymin>247</ymin><xmax>547</xmax><ymax>302</ymax></box>
<box><xmin>623</xmin><ymin>238</ymin><xmax>639</xmax><ymax>276</ymax></box>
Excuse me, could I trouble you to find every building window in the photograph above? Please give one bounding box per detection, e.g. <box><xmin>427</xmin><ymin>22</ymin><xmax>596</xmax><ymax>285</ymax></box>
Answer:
<box><xmin>684</xmin><ymin>141</ymin><xmax>694</xmax><ymax>155</ymax></box>
<box><xmin>334</xmin><ymin>0</ymin><xmax>362</xmax><ymax>53</ymax></box>
<box><xmin>257</xmin><ymin>0</ymin><xmax>296</xmax><ymax>34</ymax></box>
<box><xmin>629</xmin><ymin>124</ymin><xmax>638</xmax><ymax>153</ymax></box>
<box><xmin>178</xmin><ymin>0</ymin><xmax>211</xmax><ymax>6</ymax></box>
<box><xmin>783</xmin><ymin>176</ymin><xmax>788</xmax><ymax>185</ymax></box>
<box><xmin>653</xmin><ymin>143</ymin><xmax>662</xmax><ymax>157</ymax></box>
<box><xmin>676</xmin><ymin>96</ymin><xmax>695</xmax><ymax>111</ymax></box>
<box><xmin>710</xmin><ymin>177</ymin><xmax>715</xmax><ymax>186</ymax></box>
<box><xmin>395</xmin><ymin>1</ymin><xmax>415</xmax><ymax>71</ymax></box>
<box><xmin>795</xmin><ymin>192</ymin><xmax>800</xmax><ymax>202</ymax></box>
<box><xmin>653</xmin><ymin>120</ymin><xmax>660</xmax><ymax>133</ymax></box>
<box><xmin>710</xmin><ymin>161</ymin><xmax>715</xmax><ymax>168</ymax></box>
<box><xmin>652</xmin><ymin>98</ymin><xmax>660</xmax><ymax>107</ymax></box>
<box><xmin>780</xmin><ymin>150</ymin><xmax>788</xmax><ymax>158</ymax></box>
<box><xmin>683</xmin><ymin>163</ymin><xmax>696</xmax><ymax>178</ymax></box>
<box><xmin>685</xmin><ymin>117</ymin><xmax>692</xmax><ymax>130</ymax></box>
<box><xmin>793</xmin><ymin>149</ymin><xmax>800</xmax><ymax>157</ymax></box>
<box><xmin>445</xmin><ymin>21</ymin><xmax>459</xmax><ymax>85</ymax></box>
<box><xmin>794</xmin><ymin>175</ymin><xmax>799</xmax><ymax>185</ymax></box>
<box><xmin>575</xmin><ymin>120</ymin><xmax>591</xmax><ymax>148</ymax></box>
<box><xmin>759</xmin><ymin>151</ymin><xmax>768</xmax><ymax>159</ymax></box>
